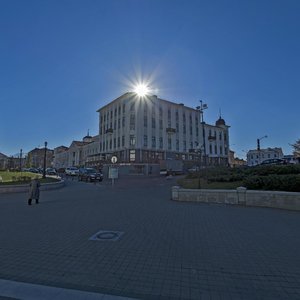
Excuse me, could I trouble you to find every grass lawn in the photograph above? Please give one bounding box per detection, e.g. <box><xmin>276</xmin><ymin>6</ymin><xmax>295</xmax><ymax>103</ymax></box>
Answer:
<box><xmin>0</xmin><ymin>171</ymin><xmax>59</xmax><ymax>185</ymax></box>
<box><xmin>177</xmin><ymin>177</ymin><xmax>244</xmax><ymax>189</ymax></box>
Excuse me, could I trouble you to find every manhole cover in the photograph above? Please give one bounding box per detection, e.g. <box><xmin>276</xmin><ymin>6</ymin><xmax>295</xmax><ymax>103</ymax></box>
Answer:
<box><xmin>89</xmin><ymin>230</ymin><xmax>124</xmax><ymax>241</ymax></box>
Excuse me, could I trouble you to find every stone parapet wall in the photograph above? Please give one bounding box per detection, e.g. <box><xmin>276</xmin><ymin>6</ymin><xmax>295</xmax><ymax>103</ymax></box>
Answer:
<box><xmin>171</xmin><ymin>186</ymin><xmax>300</xmax><ymax>211</ymax></box>
<box><xmin>0</xmin><ymin>180</ymin><xmax>65</xmax><ymax>194</ymax></box>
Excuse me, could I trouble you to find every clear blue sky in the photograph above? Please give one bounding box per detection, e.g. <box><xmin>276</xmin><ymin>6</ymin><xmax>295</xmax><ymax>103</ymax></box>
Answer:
<box><xmin>1</xmin><ymin>0</ymin><xmax>299</xmax><ymax>158</ymax></box>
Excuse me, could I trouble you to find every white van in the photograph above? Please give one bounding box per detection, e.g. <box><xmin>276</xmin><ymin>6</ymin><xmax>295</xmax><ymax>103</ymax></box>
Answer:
<box><xmin>65</xmin><ymin>167</ymin><xmax>79</xmax><ymax>176</ymax></box>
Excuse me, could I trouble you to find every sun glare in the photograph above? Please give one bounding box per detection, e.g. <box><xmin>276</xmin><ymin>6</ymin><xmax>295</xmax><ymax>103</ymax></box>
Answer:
<box><xmin>134</xmin><ymin>84</ymin><xmax>149</xmax><ymax>97</ymax></box>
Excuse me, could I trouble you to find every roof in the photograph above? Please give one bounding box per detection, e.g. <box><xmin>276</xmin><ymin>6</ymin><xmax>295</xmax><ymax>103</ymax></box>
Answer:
<box><xmin>96</xmin><ymin>92</ymin><xmax>198</xmax><ymax>112</ymax></box>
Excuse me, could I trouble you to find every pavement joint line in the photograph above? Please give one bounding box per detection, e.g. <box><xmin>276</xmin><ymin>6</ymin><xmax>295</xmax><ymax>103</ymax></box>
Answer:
<box><xmin>0</xmin><ymin>279</ymin><xmax>138</xmax><ymax>300</ymax></box>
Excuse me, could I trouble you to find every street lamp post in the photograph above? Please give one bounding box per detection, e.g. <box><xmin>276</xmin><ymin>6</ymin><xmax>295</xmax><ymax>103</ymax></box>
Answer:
<box><xmin>196</xmin><ymin>100</ymin><xmax>208</xmax><ymax>166</ymax></box>
<box><xmin>43</xmin><ymin>142</ymin><xmax>48</xmax><ymax>179</ymax></box>
<box><xmin>19</xmin><ymin>148</ymin><xmax>23</xmax><ymax>172</ymax></box>
<box><xmin>257</xmin><ymin>135</ymin><xmax>267</xmax><ymax>165</ymax></box>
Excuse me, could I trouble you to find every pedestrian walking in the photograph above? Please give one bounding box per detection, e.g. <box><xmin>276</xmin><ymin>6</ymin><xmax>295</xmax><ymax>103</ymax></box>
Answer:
<box><xmin>28</xmin><ymin>177</ymin><xmax>41</xmax><ymax>205</ymax></box>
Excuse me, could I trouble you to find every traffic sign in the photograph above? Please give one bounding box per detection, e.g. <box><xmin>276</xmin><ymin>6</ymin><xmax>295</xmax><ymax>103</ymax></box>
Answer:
<box><xmin>111</xmin><ymin>156</ymin><xmax>117</xmax><ymax>164</ymax></box>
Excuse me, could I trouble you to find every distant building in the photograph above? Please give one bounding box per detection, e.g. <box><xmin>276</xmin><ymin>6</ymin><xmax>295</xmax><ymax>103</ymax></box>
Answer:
<box><xmin>247</xmin><ymin>147</ymin><xmax>284</xmax><ymax>166</ymax></box>
<box><xmin>283</xmin><ymin>155</ymin><xmax>300</xmax><ymax>164</ymax></box>
<box><xmin>97</xmin><ymin>92</ymin><xmax>230</xmax><ymax>167</ymax></box>
<box><xmin>0</xmin><ymin>153</ymin><xmax>8</xmax><ymax>170</ymax></box>
<box><xmin>228</xmin><ymin>150</ymin><xmax>247</xmax><ymax>167</ymax></box>
<box><xmin>26</xmin><ymin>147</ymin><xmax>54</xmax><ymax>168</ymax></box>
<box><xmin>53</xmin><ymin>134</ymin><xmax>100</xmax><ymax>169</ymax></box>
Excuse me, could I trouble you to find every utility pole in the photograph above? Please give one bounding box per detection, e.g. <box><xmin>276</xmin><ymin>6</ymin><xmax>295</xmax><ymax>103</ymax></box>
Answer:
<box><xmin>43</xmin><ymin>142</ymin><xmax>48</xmax><ymax>179</ymax></box>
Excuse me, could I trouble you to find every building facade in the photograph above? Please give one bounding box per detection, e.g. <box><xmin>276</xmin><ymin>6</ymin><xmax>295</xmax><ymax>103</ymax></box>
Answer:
<box><xmin>26</xmin><ymin>148</ymin><xmax>54</xmax><ymax>169</ymax></box>
<box><xmin>97</xmin><ymin>93</ymin><xmax>230</xmax><ymax>166</ymax></box>
<box><xmin>247</xmin><ymin>147</ymin><xmax>284</xmax><ymax>166</ymax></box>
<box><xmin>0</xmin><ymin>153</ymin><xmax>8</xmax><ymax>170</ymax></box>
<box><xmin>53</xmin><ymin>135</ymin><xmax>100</xmax><ymax>169</ymax></box>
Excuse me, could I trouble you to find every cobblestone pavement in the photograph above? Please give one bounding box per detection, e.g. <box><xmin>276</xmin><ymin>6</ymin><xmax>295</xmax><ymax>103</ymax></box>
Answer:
<box><xmin>0</xmin><ymin>175</ymin><xmax>299</xmax><ymax>299</ymax></box>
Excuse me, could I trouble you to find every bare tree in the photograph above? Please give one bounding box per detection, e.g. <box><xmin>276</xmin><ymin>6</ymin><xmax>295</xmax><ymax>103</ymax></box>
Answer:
<box><xmin>292</xmin><ymin>139</ymin><xmax>300</xmax><ymax>157</ymax></box>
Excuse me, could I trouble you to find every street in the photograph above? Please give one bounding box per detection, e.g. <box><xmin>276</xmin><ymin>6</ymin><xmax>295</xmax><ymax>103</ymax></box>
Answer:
<box><xmin>0</xmin><ymin>176</ymin><xmax>299</xmax><ymax>299</ymax></box>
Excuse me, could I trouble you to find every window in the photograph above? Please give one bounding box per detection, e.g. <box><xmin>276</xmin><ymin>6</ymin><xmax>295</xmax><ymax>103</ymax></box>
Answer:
<box><xmin>175</xmin><ymin>110</ymin><xmax>179</xmax><ymax>121</ymax></box>
<box><xmin>209</xmin><ymin>144</ymin><xmax>212</xmax><ymax>154</ymax></box>
<box><xmin>110</xmin><ymin>111</ymin><xmax>113</xmax><ymax>119</ymax></box>
<box><xmin>183</xmin><ymin>141</ymin><xmax>186</xmax><ymax>152</ymax></box>
<box><xmin>118</xmin><ymin>118</ymin><xmax>120</xmax><ymax>129</ymax></box>
<box><xmin>114</xmin><ymin>120</ymin><xmax>116</xmax><ymax>130</ymax></box>
<box><xmin>129</xmin><ymin>150</ymin><xmax>135</xmax><ymax>162</ymax></box>
<box><xmin>176</xmin><ymin>123</ymin><xmax>179</xmax><ymax>132</ymax></box>
<box><xmin>159</xmin><ymin>106</ymin><xmax>162</xmax><ymax>118</ymax></box>
<box><xmin>130</xmin><ymin>114</ymin><xmax>135</xmax><ymax>130</ymax></box>
<box><xmin>144</xmin><ymin>116</ymin><xmax>148</xmax><ymax>127</ymax></box>
<box><xmin>117</xmin><ymin>137</ymin><xmax>120</xmax><ymax>148</ymax></box>
<box><xmin>118</xmin><ymin>106</ymin><xmax>121</xmax><ymax>115</ymax></box>
<box><xmin>196</xmin><ymin>127</ymin><xmax>198</xmax><ymax>137</ymax></box>
<box><xmin>122</xmin><ymin>103</ymin><xmax>125</xmax><ymax>113</ymax></box>
<box><xmin>144</xmin><ymin>135</ymin><xmax>148</xmax><ymax>147</ymax></box>
<box><xmin>109</xmin><ymin>139</ymin><xmax>112</xmax><ymax>150</ymax></box>
<box><xmin>190</xmin><ymin>126</ymin><xmax>193</xmax><ymax>135</ymax></box>
<box><xmin>130</xmin><ymin>102</ymin><xmax>135</xmax><ymax>112</ymax></box>
<box><xmin>224</xmin><ymin>133</ymin><xmax>227</xmax><ymax>141</ymax></box>
<box><xmin>215</xmin><ymin>145</ymin><xmax>217</xmax><ymax>154</ymax></box>
<box><xmin>176</xmin><ymin>139</ymin><xmax>179</xmax><ymax>151</ymax></box>
<box><xmin>122</xmin><ymin>136</ymin><xmax>125</xmax><ymax>147</ymax></box>
<box><xmin>113</xmin><ymin>138</ymin><xmax>116</xmax><ymax>149</ymax></box>
<box><xmin>130</xmin><ymin>135</ymin><xmax>136</xmax><ymax>146</ymax></box>
<box><xmin>159</xmin><ymin>137</ymin><xmax>163</xmax><ymax>149</ymax></box>
<box><xmin>219</xmin><ymin>132</ymin><xmax>222</xmax><ymax>140</ymax></box>
<box><xmin>183</xmin><ymin>125</ymin><xmax>186</xmax><ymax>134</ymax></box>
<box><xmin>183</xmin><ymin>113</ymin><xmax>186</xmax><ymax>123</ymax></box>
<box><xmin>168</xmin><ymin>138</ymin><xmax>172</xmax><ymax>150</ymax></box>
<box><xmin>159</xmin><ymin>119</ymin><xmax>163</xmax><ymax>130</ymax></box>
<box><xmin>220</xmin><ymin>146</ymin><xmax>223</xmax><ymax>155</ymax></box>
<box><xmin>152</xmin><ymin>117</ymin><xmax>156</xmax><ymax>129</ymax></box>
<box><xmin>114</xmin><ymin>108</ymin><xmax>117</xmax><ymax>116</ymax></box>
<box><xmin>152</xmin><ymin>136</ymin><xmax>156</xmax><ymax>148</ymax></box>
<box><xmin>122</xmin><ymin>116</ymin><xmax>125</xmax><ymax>127</ymax></box>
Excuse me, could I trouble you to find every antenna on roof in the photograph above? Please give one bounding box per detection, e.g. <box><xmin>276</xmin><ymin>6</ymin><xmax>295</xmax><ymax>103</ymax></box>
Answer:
<box><xmin>87</xmin><ymin>129</ymin><xmax>90</xmax><ymax>136</ymax></box>
<box><xmin>219</xmin><ymin>108</ymin><xmax>222</xmax><ymax>118</ymax></box>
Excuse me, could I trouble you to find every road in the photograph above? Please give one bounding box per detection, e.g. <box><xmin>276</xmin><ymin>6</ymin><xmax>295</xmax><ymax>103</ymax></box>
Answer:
<box><xmin>0</xmin><ymin>175</ymin><xmax>299</xmax><ymax>299</ymax></box>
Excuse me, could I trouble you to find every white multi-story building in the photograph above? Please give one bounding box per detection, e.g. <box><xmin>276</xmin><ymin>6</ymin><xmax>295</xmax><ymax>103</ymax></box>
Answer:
<box><xmin>97</xmin><ymin>92</ymin><xmax>230</xmax><ymax>166</ymax></box>
<box><xmin>53</xmin><ymin>134</ymin><xmax>100</xmax><ymax>169</ymax></box>
<box><xmin>247</xmin><ymin>147</ymin><xmax>284</xmax><ymax>166</ymax></box>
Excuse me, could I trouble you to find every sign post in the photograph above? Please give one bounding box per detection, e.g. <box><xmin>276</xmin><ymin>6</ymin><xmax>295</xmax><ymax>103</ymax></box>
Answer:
<box><xmin>109</xmin><ymin>156</ymin><xmax>118</xmax><ymax>186</ymax></box>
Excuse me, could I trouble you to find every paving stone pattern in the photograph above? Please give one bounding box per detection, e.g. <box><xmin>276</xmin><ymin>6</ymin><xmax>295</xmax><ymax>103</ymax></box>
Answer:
<box><xmin>0</xmin><ymin>176</ymin><xmax>299</xmax><ymax>299</ymax></box>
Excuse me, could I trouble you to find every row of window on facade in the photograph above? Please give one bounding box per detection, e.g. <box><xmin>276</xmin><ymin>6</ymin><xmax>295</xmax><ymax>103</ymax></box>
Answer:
<box><xmin>99</xmin><ymin>135</ymin><xmax>227</xmax><ymax>155</ymax></box>
<box><xmin>100</xmin><ymin>103</ymin><xmax>199</xmax><ymax>123</ymax></box>
<box><xmin>250</xmin><ymin>153</ymin><xmax>278</xmax><ymax>159</ymax></box>
<box><xmin>100</xmin><ymin>115</ymin><xmax>226</xmax><ymax>141</ymax></box>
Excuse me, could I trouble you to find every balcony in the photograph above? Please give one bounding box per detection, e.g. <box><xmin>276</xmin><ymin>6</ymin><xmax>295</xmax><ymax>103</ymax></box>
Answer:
<box><xmin>105</xmin><ymin>128</ymin><xmax>113</xmax><ymax>134</ymax></box>
<box><xmin>166</xmin><ymin>127</ymin><xmax>176</xmax><ymax>134</ymax></box>
<box><xmin>208</xmin><ymin>135</ymin><xmax>216</xmax><ymax>141</ymax></box>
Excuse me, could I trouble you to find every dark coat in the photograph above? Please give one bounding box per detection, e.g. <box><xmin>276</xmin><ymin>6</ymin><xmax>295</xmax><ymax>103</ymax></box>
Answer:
<box><xmin>28</xmin><ymin>179</ymin><xmax>40</xmax><ymax>200</ymax></box>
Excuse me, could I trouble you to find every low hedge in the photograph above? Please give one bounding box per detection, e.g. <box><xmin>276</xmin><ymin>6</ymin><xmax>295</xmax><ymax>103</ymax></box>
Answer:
<box><xmin>243</xmin><ymin>174</ymin><xmax>300</xmax><ymax>192</ymax></box>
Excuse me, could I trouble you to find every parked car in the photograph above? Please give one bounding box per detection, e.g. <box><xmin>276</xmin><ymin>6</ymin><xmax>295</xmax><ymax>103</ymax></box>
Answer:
<box><xmin>188</xmin><ymin>166</ymin><xmax>200</xmax><ymax>173</ymax></box>
<box><xmin>46</xmin><ymin>168</ymin><xmax>57</xmax><ymax>175</ymax></box>
<box><xmin>260</xmin><ymin>159</ymin><xmax>286</xmax><ymax>165</ymax></box>
<box><xmin>65</xmin><ymin>167</ymin><xmax>79</xmax><ymax>176</ymax></box>
<box><xmin>24</xmin><ymin>168</ymin><xmax>39</xmax><ymax>173</ymax></box>
<box><xmin>160</xmin><ymin>169</ymin><xmax>168</xmax><ymax>176</ymax></box>
<box><xmin>78</xmin><ymin>168</ymin><xmax>103</xmax><ymax>182</ymax></box>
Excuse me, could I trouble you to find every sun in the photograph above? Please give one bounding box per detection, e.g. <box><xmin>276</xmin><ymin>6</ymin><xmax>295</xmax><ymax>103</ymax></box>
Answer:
<box><xmin>134</xmin><ymin>83</ymin><xmax>149</xmax><ymax>97</ymax></box>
